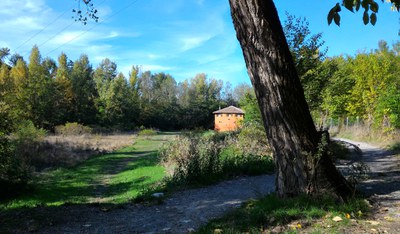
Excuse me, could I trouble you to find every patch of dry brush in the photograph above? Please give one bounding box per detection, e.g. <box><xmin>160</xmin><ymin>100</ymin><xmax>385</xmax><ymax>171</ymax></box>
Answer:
<box><xmin>33</xmin><ymin>134</ymin><xmax>135</xmax><ymax>170</ymax></box>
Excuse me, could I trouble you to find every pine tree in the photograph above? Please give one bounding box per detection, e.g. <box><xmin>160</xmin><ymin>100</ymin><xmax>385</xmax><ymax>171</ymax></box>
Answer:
<box><xmin>70</xmin><ymin>54</ymin><xmax>97</xmax><ymax>125</ymax></box>
<box><xmin>55</xmin><ymin>52</ymin><xmax>73</xmax><ymax>123</ymax></box>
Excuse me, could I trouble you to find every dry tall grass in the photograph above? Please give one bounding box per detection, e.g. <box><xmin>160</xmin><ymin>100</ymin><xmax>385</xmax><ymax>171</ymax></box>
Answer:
<box><xmin>330</xmin><ymin>125</ymin><xmax>400</xmax><ymax>148</ymax></box>
<box><xmin>32</xmin><ymin>134</ymin><xmax>135</xmax><ymax>170</ymax></box>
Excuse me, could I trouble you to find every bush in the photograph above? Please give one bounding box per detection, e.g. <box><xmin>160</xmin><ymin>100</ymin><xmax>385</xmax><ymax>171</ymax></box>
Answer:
<box><xmin>160</xmin><ymin>134</ymin><xmax>222</xmax><ymax>185</ymax></box>
<box><xmin>0</xmin><ymin>120</ymin><xmax>46</xmax><ymax>198</ymax></box>
<box><xmin>138</xmin><ymin>128</ymin><xmax>158</xmax><ymax>136</ymax></box>
<box><xmin>55</xmin><ymin>122</ymin><xmax>92</xmax><ymax>136</ymax></box>
<box><xmin>12</xmin><ymin>120</ymin><xmax>46</xmax><ymax>145</ymax></box>
<box><xmin>160</xmin><ymin>129</ymin><xmax>273</xmax><ymax>186</ymax></box>
<box><xmin>12</xmin><ymin>120</ymin><xmax>47</xmax><ymax>173</ymax></box>
<box><xmin>0</xmin><ymin>133</ymin><xmax>20</xmax><ymax>186</ymax></box>
<box><xmin>235</xmin><ymin>121</ymin><xmax>270</xmax><ymax>157</ymax></box>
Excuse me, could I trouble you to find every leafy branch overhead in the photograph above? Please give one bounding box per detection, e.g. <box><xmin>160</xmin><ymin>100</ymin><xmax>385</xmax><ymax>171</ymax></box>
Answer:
<box><xmin>72</xmin><ymin>0</ymin><xmax>98</xmax><ymax>25</ymax></box>
<box><xmin>329</xmin><ymin>0</ymin><xmax>400</xmax><ymax>26</ymax></box>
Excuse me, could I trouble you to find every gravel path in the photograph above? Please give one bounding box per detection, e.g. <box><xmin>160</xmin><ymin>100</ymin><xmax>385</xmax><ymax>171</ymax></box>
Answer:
<box><xmin>335</xmin><ymin>138</ymin><xmax>400</xmax><ymax>233</ymax></box>
<box><xmin>17</xmin><ymin>175</ymin><xmax>274</xmax><ymax>233</ymax></box>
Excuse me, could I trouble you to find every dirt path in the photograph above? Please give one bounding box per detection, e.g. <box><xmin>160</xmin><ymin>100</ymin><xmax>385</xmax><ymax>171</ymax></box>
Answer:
<box><xmin>8</xmin><ymin>175</ymin><xmax>274</xmax><ymax>233</ymax></box>
<box><xmin>335</xmin><ymin>138</ymin><xmax>400</xmax><ymax>233</ymax></box>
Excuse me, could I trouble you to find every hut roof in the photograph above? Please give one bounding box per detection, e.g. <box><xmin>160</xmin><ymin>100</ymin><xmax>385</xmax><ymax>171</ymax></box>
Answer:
<box><xmin>213</xmin><ymin>106</ymin><xmax>245</xmax><ymax>114</ymax></box>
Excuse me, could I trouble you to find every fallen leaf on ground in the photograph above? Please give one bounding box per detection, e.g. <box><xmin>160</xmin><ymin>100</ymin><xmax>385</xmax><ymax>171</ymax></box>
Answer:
<box><xmin>332</xmin><ymin>216</ymin><xmax>343</xmax><ymax>222</ymax></box>
<box><xmin>366</xmin><ymin>220</ymin><xmax>380</xmax><ymax>226</ymax></box>
<box><xmin>383</xmin><ymin>216</ymin><xmax>394</xmax><ymax>221</ymax></box>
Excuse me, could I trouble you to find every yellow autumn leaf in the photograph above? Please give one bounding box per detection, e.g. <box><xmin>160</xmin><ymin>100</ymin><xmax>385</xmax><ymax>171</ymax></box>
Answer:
<box><xmin>297</xmin><ymin>223</ymin><xmax>302</xmax><ymax>229</ymax></box>
<box><xmin>384</xmin><ymin>216</ymin><xmax>394</xmax><ymax>222</ymax></box>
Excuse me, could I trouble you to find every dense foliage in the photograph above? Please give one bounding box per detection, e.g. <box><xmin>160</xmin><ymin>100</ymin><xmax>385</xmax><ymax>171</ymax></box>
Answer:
<box><xmin>0</xmin><ymin>46</ymin><xmax>242</xmax><ymax>132</ymax></box>
<box><xmin>160</xmin><ymin>126</ymin><xmax>273</xmax><ymax>186</ymax></box>
<box><xmin>241</xmin><ymin>39</ymin><xmax>400</xmax><ymax>133</ymax></box>
<box><xmin>319</xmin><ymin>42</ymin><xmax>400</xmax><ymax>132</ymax></box>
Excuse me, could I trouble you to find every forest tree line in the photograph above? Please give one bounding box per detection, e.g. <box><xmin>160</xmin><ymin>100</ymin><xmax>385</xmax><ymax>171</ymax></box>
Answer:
<box><xmin>0</xmin><ymin>45</ymin><xmax>252</xmax><ymax>133</ymax></box>
<box><xmin>304</xmin><ymin>41</ymin><xmax>400</xmax><ymax>132</ymax></box>
<box><xmin>1</xmin><ymin>14</ymin><xmax>400</xmax><ymax>135</ymax></box>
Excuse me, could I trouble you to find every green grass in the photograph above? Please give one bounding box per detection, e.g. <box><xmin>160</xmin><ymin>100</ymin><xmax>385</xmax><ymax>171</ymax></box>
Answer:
<box><xmin>196</xmin><ymin>194</ymin><xmax>370</xmax><ymax>233</ymax></box>
<box><xmin>0</xmin><ymin>133</ymin><xmax>172</xmax><ymax>211</ymax></box>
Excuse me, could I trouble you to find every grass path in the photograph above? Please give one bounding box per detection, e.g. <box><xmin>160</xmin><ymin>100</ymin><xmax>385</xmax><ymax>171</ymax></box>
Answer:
<box><xmin>0</xmin><ymin>133</ymin><xmax>174</xmax><ymax>211</ymax></box>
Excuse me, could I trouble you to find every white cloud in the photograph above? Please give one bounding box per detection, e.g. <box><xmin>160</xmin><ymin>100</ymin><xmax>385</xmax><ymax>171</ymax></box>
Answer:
<box><xmin>147</xmin><ymin>53</ymin><xmax>164</xmax><ymax>59</ymax></box>
<box><xmin>51</xmin><ymin>31</ymin><xmax>87</xmax><ymax>45</ymax></box>
<box><xmin>24</xmin><ymin>0</ymin><xmax>46</xmax><ymax>13</ymax></box>
<box><xmin>141</xmin><ymin>64</ymin><xmax>175</xmax><ymax>71</ymax></box>
<box><xmin>3</xmin><ymin>17</ymin><xmax>43</xmax><ymax>31</ymax></box>
<box><xmin>0</xmin><ymin>0</ymin><xmax>48</xmax><ymax>15</ymax></box>
<box><xmin>107</xmin><ymin>31</ymin><xmax>119</xmax><ymax>38</ymax></box>
<box><xmin>180</xmin><ymin>35</ymin><xmax>213</xmax><ymax>51</ymax></box>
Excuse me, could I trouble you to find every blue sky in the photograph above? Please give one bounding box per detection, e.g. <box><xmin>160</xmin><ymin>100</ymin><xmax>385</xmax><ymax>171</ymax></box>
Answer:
<box><xmin>0</xmin><ymin>0</ymin><xmax>398</xmax><ymax>86</ymax></box>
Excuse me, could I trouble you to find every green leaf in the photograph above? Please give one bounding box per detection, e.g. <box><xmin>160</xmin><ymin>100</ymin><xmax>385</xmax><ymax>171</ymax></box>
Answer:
<box><xmin>334</xmin><ymin>13</ymin><xmax>341</xmax><ymax>26</ymax></box>
<box><xmin>370</xmin><ymin>13</ymin><xmax>377</xmax><ymax>25</ymax></box>
<box><xmin>361</xmin><ymin>0</ymin><xmax>369</xmax><ymax>10</ymax></box>
<box><xmin>328</xmin><ymin>11</ymin><xmax>335</xmax><ymax>25</ymax></box>
<box><xmin>355</xmin><ymin>0</ymin><xmax>361</xmax><ymax>11</ymax></box>
<box><xmin>334</xmin><ymin>3</ymin><xmax>341</xmax><ymax>12</ymax></box>
<box><xmin>363</xmin><ymin>10</ymin><xmax>369</xmax><ymax>25</ymax></box>
<box><xmin>370</xmin><ymin>1</ymin><xmax>379</xmax><ymax>13</ymax></box>
<box><xmin>344</xmin><ymin>0</ymin><xmax>354</xmax><ymax>12</ymax></box>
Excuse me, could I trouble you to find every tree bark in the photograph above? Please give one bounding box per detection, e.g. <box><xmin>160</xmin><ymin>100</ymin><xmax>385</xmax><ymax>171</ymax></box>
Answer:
<box><xmin>229</xmin><ymin>0</ymin><xmax>352</xmax><ymax>198</ymax></box>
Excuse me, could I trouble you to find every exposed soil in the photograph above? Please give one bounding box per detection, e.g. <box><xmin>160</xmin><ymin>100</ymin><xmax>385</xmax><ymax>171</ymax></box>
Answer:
<box><xmin>2</xmin><ymin>175</ymin><xmax>275</xmax><ymax>233</ymax></box>
<box><xmin>334</xmin><ymin>139</ymin><xmax>400</xmax><ymax>234</ymax></box>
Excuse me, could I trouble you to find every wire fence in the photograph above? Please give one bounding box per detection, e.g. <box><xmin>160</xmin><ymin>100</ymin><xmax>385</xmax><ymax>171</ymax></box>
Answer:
<box><xmin>317</xmin><ymin>116</ymin><xmax>364</xmax><ymax>130</ymax></box>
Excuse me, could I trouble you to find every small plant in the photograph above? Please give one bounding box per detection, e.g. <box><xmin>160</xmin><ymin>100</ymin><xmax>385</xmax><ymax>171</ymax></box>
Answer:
<box><xmin>390</xmin><ymin>142</ymin><xmax>400</xmax><ymax>153</ymax></box>
<box><xmin>329</xmin><ymin>140</ymin><xmax>351</xmax><ymax>160</ymax></box>
<box><xmin>55</xmin><ymin>122</ymin><xmax>92</xmax><ymax>136</ymax></box>
<box><xmin>138</xmin><ymin>128</ymin><xmax>158</xmax><ymax>137</ymax></box>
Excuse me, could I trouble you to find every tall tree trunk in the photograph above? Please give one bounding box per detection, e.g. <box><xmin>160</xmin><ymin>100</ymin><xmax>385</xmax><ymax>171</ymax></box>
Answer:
<box><xmin>229</xmin><ymin>0</ymin><xmax>352</xmax><ymax>198</ymax></box>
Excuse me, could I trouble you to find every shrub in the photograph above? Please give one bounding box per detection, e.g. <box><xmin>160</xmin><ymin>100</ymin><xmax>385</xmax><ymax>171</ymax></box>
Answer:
<box><xmin>0</xmin><ymin>133</ymin><xmax>20</xmax><ymax>187</ymax></box>
<box><xmin>138</xmin><ymin>128</ymin><xmax>158</xmax><ymax>137</ymax></box>
<box><xmin>235</xmin><ymin>121</ymin><xmax>270</xmax><ymax>157</ymax></box>
<box><xmin>160</xmin><ymin>129</ymin><xmax>273</xmax><ymax>186</ymax></box>
<box><xmin>12</xmin><ymin>120</ymin><xmax>46</xmax><ymax>145</ymax></box>
<box><xmin>11</xmin><ymin>120</ymin><xmax>47</xmax><ymax>172</ymax></box>
<box><xmin>55</xmin><ymin>122</ymin><xmax>92</xmax><ymax>136</ymax></box>
<box><xmin>161</xmin><ymin>134</ymin><xmax>223</xmax><ymax>185</ymax></box>
<box><xmin>0</xmin><ymin>120</ymin><xmax>46</xmax><ymax>198</ymax></box>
